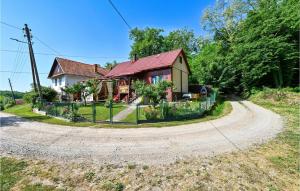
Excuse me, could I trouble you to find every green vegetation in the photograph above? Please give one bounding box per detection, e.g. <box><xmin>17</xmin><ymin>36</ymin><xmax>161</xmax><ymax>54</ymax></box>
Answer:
<box><xmin>23</xmin><ymin>85</ymin><xmax>57</xmax><ymax>104</ymax></box>
<box><xmin>4</xmin><ymin>104</ymin><xmax>93</xmax><ymax>127</ymax></box>
<box><xmin>0</xmin><ymin>90</ymin><xmax>24</xmax><ymax>99</ymax></box>
<box><xmin>78</xmin><ymin>103</ymin><xmax>126</xmax><ymax>121</ymax></box>
<box><xmin>64</xmin><ymin>79</ymin><xmax>100</xmax><ymax>106</ymax></box>
<box><xmin>101</xmin><ymin>181</ymin><xmax>124</xmax><ymax>191</ymax></box>
<box><xmin>250</xmin><ymin>88</ymin><xmax>299</xmax><ymax>174</ymax></box>
<box><xmin>1</xmin><ymin>89</ymin><xmax>298</xmax><ymax>190</ymax></box>
<box><xmin>129</xmin><ymin>0</ymin><xmax>299</xmax><ymax>94</ymax></box>
<box><xmin>121</xmin><ymin>99</ymin><xmax>231</xmax><ymax>127</ymax></box>
<box><xmin>129</xmin><ymin>27</ymin><xmax>198</xmax><ymax>59</ymax></box>
<box><xmin>0</xmin><ymin>157</ymin><xmax>27</xmax><ymax>191</ymax></box>
<box><xmin>23</xmin><ymin>183</ymin><xmax>56</xmax><ymax>191</ymax></box>
<box><xmin>132</xmin><ymin>80</ymin><xmax>173</xmax><ymax>105</ymax></box>
<box><xmin>0</xmin><ymin>95</ymin><xmax>15</xmax><ymax>110</ymax></box>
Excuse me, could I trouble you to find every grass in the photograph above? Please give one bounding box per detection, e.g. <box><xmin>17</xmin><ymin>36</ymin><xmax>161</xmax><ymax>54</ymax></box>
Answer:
<box><xmin>0</xmin><ymin>89</ymin><xmax>299</xmax><ymax>190</ymax></box>
<box><xmin>4</xmin><ymin>104</ymin><xmax>94</xmax><ymax>127</ymax></box>
<box><xmin>78</xmin><ymin>103</ymin><xmax>126</xmax><ymax>121</ymax></box>
<box><xmin>120</xmin><ymin>99</ymin><xmax>232</xmax><ymax>127</ymax></box>
<box><xmin>250</xmin><ymin>89</ymin><xmax>299</xmax><ymax>174</ymax></box>
<box><xmin>3</xmin><ymin>100</ymin><xmax>232</xmax><ymax>128</ymax></box>
<box><xmin>0</xmin><ymin>157</ymin><xmax>27</xmax><ymax>191</ymax></box>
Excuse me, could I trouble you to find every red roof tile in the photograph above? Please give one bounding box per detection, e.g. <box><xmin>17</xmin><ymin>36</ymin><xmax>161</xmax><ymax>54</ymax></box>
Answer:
<box><xmin>106</xmin><ymin>49</ymin><xmax>186</xmax><ymax>77</ymax></box>
<box><xmin>48</xmin><ymin>57</ymin><xmax>109</xmax><ymax>78</ymax></box>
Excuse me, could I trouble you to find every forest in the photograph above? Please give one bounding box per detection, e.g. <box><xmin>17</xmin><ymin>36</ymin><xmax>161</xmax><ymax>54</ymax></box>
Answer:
<box><xmin>125</xmin><ymin>0</ymin><xmax>299</xmax><ymax>95</ymax></box>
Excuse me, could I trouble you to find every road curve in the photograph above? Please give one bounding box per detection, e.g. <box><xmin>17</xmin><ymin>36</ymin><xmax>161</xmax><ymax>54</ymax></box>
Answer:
<box><xmin>0</xmin><ymin>101</ymin><xmax>283</xmax><ymax>165</ymax></box>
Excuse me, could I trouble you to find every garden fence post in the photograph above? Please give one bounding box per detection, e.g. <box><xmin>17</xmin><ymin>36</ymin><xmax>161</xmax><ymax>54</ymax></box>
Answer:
<box><xmin>55</xmin><ymin>103</ymin><xmax>58</xmax><ymax>116</ymax></box>
<box><xmin>92</xmin><ymin>102</ymin><xmax>96</xmax><ymax>123</ymax></box>
<box><xmin>109</xmin><ymin>100</ymin><xmax>113</xmax><ymax>124</ymax></box>
<box><xmin>136</xmin><ymin>104</ymin><xmax>139</xmax><ymax>124</ymax></box>
<box><xmin>71</xmin><ymin>103</ymin><xmax>74</xmax><ymax>122</ymax></box>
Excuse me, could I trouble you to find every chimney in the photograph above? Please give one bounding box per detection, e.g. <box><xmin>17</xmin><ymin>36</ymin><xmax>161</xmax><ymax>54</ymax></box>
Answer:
<box><xmin>134</xmin><ymin>54</ymin><xmax>138</xmax><ymax>62</ymax></box>
<box><xmin>94</xmin><ymin>64</ymin><xmax>98</xmax><ymax>73</ymax></box>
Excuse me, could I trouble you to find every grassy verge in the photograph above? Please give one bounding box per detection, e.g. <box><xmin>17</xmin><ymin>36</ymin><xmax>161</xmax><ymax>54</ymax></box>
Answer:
<box><xmin>2</xmin><ymin>100</ymin><xmax>232</xmax><ymax>128</ymax></box>
<box><xmin>78</xmin><ymin>103</ymin><xmax>126</xmax><ymax>121</ymax></box>
<box><xmin>249</xmin><ymin>89</ymin><xmax>299</xmax><ymax>175</ymax></box>
<box><xmin>1</xmin><ymin>89</ymin><xmax>299</xmax><ymax>190</ymax></box>
<box><xmin>3</xmin><ymin>104</ymin><xmax>94</xmax><ymax>127</ymax></box>
<box><xmin>119</xmin><ymin>99</ymin><xmax>232</xmax><ymax>127</ymax></box>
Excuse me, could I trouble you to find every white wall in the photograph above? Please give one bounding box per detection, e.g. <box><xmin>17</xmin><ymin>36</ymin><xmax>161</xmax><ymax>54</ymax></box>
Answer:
<box><xmin>51</xmin><ymin>74</ymin><xmax>91</xmax><ymax>93</ymax></box>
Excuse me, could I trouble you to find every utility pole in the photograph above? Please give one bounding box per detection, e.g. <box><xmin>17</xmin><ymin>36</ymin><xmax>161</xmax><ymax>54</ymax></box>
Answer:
<box><xmin>8</xmin><ymin>78</ymin><xmax>16</xmax><ymax>103</ymax></box>
<box><xmin>24</xmin><ymin>24</ymin><xmax>42</xmax><ymax>100</ymax></box>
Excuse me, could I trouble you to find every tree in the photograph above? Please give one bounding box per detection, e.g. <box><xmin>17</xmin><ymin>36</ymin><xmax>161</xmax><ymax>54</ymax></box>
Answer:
<box><xmin>65</xmin><ymin>83</ymin><xmax>87</xmax><ymax>105</ymax></box>
<box><xmin>104</xmin><ymin>60</ymin><xmax>118</xmax><ymax>70</ymax></box>
<box><xmin>132</xmin><ymin>80</ymin><xmax>173</xmax><ymax>105</ymax></box>
<box><xmin>129</xmin><ymin>27</ymin><xmax>165</xmax><ymax>59</ymax></box>
<box><xmin>196</xmin><ymin>0</ymin><xmax>299</xmax><ymax>94</ymax></box>
<box><xmin>227</xmin><ymin>0</ymin><xmax>299</xmax><ymax>92</ymax></box>
<box><xmin>129</xmin><ymin>27</ymin><xmax>199</xmax><ymax>59</ymax></box>
<box><xmin>85</xmin><ymin>79</ymin><xmax>100</xmax><ymax>101</ymax></box>
<box><xmin>65</xmin><ymin>80</ymin><xmax>100</xmax><ymax>105</ymax></box>
<box><xmin>164</xmin><ymin>28</ymin><xmax>199</xmax><ymax>56</ymax></box>
<box><xmin>23</xmin><ymin>86</ymin><xmax>57</xmax><ymax>104</ymax></box>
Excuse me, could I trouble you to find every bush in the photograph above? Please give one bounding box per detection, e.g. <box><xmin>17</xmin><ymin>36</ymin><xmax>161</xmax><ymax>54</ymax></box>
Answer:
<box><xmin>261</xmin><ymin>88</ymin><xmax>287</xmax><ymax>101</ymax></box>
<box><xmin>23</xmin><ymin>86</ymin><xmax>57</xmax><ymax>105</ymax></box>
<box><xmin>0</xmin><ymin>96</ymin><xmax>15</xmax><ymax>110</ymax></box>
<box><xmin>144</xmin><ymin>106</ymin><xmax>159</xmax><ymax>120</ymax></box>
<box><xmin>104</xmin><ymin>98</ymin><xmax>112</xmax><ymax>108</ymax></box>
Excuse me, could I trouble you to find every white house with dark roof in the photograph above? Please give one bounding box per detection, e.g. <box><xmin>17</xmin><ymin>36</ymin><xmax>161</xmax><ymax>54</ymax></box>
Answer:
<box><xmin>47</xmin><ymin>57</ymin><xmax>108</xmax><ymax>93</ymax></box>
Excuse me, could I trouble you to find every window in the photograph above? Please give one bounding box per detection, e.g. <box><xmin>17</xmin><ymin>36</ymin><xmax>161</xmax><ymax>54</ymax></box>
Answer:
<box><xmin>179</xmin><ymin>56</ymin><xmax>183</xmax><ymax>64</ymax></box>
<box><xmin>151</xmin><ymin>75</ymin><xmax>163</xmax><ymax>84</ymax></box>
<box><xmin>54</xmin><ymin>79</ymin><xmax>57</xmax><ymax>86</ymax></box>
<box><xmin>59</xmin><ymin>77</ymin><xmax>62</xmax><ymax>85</ymax></box>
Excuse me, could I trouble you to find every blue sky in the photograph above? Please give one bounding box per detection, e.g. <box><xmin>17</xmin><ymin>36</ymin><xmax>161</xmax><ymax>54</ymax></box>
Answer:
<box><xmin>1</xmin><ymin>0</ymin><xmax>214</xmax><ymax>92</ymax></box>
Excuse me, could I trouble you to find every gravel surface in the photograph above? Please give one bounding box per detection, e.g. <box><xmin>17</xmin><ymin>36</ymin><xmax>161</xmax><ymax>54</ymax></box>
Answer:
<box><xmin>0</xmin><ymin>101</ymin><xmax>283</xmax><ymax>165</ymax></box>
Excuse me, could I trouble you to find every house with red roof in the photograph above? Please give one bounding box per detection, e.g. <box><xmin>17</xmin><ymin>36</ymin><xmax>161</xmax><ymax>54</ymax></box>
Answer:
<box><xmin>48</xmin><ymin>48</ymin><xmax>190</xmax><ymax>102</ymax></box>
<box><xmin>106</xmin><ymin>48</ymin><xmax>190</xmax><ymax>102</ymax></box>
<box><xmin>48</xmin><ymin>57</ymin><xmax>109</xmax><ymax>100</ymax></box>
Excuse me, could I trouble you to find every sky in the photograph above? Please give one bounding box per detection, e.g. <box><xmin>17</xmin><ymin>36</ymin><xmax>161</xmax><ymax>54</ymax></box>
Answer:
<box><xmin>0</xmin><ymin>0</ymin><xmax>214</xmax><ymax>92</ymax></box>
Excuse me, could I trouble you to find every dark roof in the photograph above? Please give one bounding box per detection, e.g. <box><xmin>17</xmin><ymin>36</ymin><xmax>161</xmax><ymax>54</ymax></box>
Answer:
<box><xmin>106</xmin><ymin>49</ymin><xmax>189</xmax><ymax>78</ymax></box>
<box><xmin>48</xmin><ymin>57</ymin><xmax>109</xmax><ymax>78</ymax></box>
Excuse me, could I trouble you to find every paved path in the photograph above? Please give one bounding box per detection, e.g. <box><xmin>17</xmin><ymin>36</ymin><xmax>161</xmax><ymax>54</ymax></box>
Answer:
<box><xmin>0</xmin><ymin>101</ymin><xmax>283</xmax><ymax>165</ymax></box>
<box><xmin>113</xmin><ymin>97</ymin><xmax>142</xmax><ymax>121</ymax></box>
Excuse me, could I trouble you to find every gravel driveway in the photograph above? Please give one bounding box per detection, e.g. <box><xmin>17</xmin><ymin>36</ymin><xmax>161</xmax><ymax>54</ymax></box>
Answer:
<box><xmin>0</xmin><ymin>101</ymin><xmax>282</xmax><ymax>165</ymax></box>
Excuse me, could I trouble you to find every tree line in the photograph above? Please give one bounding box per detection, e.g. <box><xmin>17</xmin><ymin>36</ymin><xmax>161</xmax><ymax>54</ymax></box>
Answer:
<box><xmin>121</xmin><ymin>0</ymin><xmax>299</xmax><ymax>95</ymax></box>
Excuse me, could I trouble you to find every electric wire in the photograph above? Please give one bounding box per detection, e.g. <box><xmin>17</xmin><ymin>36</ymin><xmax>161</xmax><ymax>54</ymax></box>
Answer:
<box><xmin>1</xmin><ymin>49</ymin><xmax>127</xmax><ymax>59</ymax></box>
<box><xmin>108</xmin><ymin>0</ymin><xmax>132</xmax><ymax>30</ymax></box>
<box><xmin>0</xmin><ymin>21</ymin><xmax>22</xmax><ymax>30</ymax></box>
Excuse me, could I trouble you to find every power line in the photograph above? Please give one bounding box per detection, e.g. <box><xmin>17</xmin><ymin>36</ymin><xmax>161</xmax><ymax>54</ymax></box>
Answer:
<box><xmin>0</xmin><ymin>21</ymin><xmax>22</xmax><ymax>30</ymax></box>
<box><xmin>34</xmin><ymin>35</ymin><xmax>63</xmax><ymax>56</ymax></box>
<box><xmin>108</xmin><ymin>0</ymin><xmax>132</xmax><ymax>30</ymax></box>
<box><xmin>0</xmin><ymin>49</ymin><xmax>127</xmax><ymax>59</ymax></box>
<box><xmin>0</xmin><ymin>70</ymin><xmax>48</xmax><ymax>74</ymax></box>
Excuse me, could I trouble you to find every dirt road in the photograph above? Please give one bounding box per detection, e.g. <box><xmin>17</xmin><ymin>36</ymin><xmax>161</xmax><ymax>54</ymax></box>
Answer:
<box><xmin>0</xmin><ymin>101</ymin><xmax>282</xmax><ymax>165</ymax></box>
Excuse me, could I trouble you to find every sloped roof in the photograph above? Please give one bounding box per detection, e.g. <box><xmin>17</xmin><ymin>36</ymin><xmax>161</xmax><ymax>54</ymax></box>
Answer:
<box><xmin>48</xmin><ymin>57</ymin><xmax>109</xmax><ymax>78</ymax></box>
<box><xmin>106</xmin><ymin>49</ymin><xmax>189</xmax><ymax>78</ymax></box>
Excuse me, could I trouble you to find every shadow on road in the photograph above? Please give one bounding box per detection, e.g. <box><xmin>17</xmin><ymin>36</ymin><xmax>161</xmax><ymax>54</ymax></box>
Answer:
<box><xmin>0</xmin><ymin>116</ymin><xmax>28</xmax><ymax>127</ymax></box>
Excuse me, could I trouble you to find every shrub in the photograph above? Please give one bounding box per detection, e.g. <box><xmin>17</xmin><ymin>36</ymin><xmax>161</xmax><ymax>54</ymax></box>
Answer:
<box><xmin>102</xmin><ymin>181</ymin><xmax>124</xmax><ymax>191</ymax></box>
<box><xmin>104</xmin><ymin>98</ymin><xmax>112</xmax><ymax>108</ymax></box>
<box><xmin>23</xmin><ymin>86</ymin><xmax>57</xmax><ymax>104</ymax></box>
<box><xmin>144</xmin><ymin>106</ymin><xmax>159</xmax><ymax>120</ymax></box>
<box><xmin>261</xmin><ymin>88</ymin><xmax>287</xmax><ymax>101</ymax></box>
<box><xmin>0</xmin><ymin>96</ymin><xmax>15</xmax><ymax>110</ymax></box>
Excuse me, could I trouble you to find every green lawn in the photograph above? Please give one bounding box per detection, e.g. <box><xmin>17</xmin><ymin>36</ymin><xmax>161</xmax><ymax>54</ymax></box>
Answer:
<box><xmin>78</xmin><ymin>103</ymin><xmax>126</xmax><ymax>121</ymax></box>
<box><xmin>2</xmin><ymin>100</ymin><xmax>231</xmax><ymax>128</ymax></box>
<box><xmin>249</xmin><ymin>89</ymin><xmax>300</xmax><ymax>175</ymax></box>
<box><xmin>120</xmin><ymin>100</ymin><xmax>232</xmax><ymax>127</ymax></box>
<box><xmin>4</xmin><ymin>104</ymin><xmax>94</xmax><ymax>127</ymax></box>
